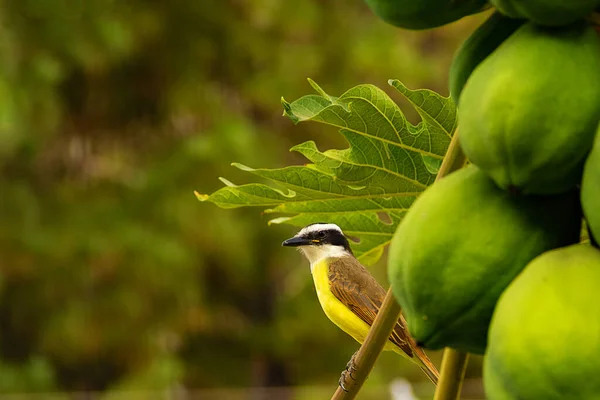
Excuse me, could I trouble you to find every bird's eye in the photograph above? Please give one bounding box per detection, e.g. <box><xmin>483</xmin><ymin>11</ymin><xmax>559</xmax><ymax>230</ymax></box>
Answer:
<box><xmin>318</xmin><ymin>231</ymin><xmax>326</xmax><ymax>238</ymax></box>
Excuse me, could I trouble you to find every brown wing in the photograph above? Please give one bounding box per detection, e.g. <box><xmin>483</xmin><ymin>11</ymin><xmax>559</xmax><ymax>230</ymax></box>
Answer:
<box><xmin>328</xmin><ymin>256</ymin><xmax>414</xmax><ymax>357</ymax></box>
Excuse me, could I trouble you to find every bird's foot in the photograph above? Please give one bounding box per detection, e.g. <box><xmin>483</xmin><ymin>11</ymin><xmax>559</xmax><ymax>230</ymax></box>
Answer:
<box><xmin>338</xmin><ymin>351</ymin><xmax>358</xmax><ymax>392</ymax></box>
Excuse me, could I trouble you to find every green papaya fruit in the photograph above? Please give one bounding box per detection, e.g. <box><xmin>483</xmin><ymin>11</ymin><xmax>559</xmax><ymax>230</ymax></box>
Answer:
<box><xmin>459</xmin><ymin>22</ymin><xmax>600</xmax><ymax>195</ymax></box>
<box><xmin>449</xmin><ymin>12</ymin><xmax>524</xmax><ymax>102</ymax></box>
<box><xmin>491</xmin><ymin>0</ymin><xmax>600</xmax><ymax>26</ymax></box>
<box><xmin>582</xmin><ymin>125</ymin><xmax>600</xmax><ymax>245</ymax></box>
<box><xmin>485</xmin><ymin>244</ymin><xmax>600</xmax><ymax>399</ymax></box>
<box><xmin>363</xmin><ymin>0</ymin><xmax>487</xmax><ymax>30</ymax></box>
<box><xmin>387</xmin><ymin>165</ymin><xmax>581</xmax><ymax>353</ymax></box>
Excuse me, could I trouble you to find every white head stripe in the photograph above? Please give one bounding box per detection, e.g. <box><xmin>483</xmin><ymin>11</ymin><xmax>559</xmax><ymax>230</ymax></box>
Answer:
<box><xmin>297</xmin><ymin>223</ymin><xmax>343</xmax><ymax>237</ymax></box>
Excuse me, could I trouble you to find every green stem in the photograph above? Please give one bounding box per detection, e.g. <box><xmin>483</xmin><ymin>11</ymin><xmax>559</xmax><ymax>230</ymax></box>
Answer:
<box><xmin>330</xmin><ymin>130</ymin><xmax>466</xmax><ymax>400</ymax></box>
<box><xmin>432</xmin><ymin>130</ymin><xmax>469</xmax><ymax>400</ymax></box>
<box><xmin>437</xmin><ymin>129</ymin><xmax>467</xmax><ymax>176</ymax></box>
<box><xmin>433</xmin><ymin>349</ymin><xmax>470</xmax><ymax>400</ymax></box>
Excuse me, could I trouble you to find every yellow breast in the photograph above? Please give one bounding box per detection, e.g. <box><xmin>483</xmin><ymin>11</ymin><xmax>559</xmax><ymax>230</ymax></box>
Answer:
<box><xmin>312</xmin><ymin>258</ymin><xmax>396</xmax><ymax>351</ymax></box>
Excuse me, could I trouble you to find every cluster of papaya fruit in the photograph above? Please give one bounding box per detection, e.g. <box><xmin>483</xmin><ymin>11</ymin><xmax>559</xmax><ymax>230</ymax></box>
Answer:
<box><xmin>362</xmin><ymin>0</ymin><xmax>600</xmax><ymax>398</ymax></box>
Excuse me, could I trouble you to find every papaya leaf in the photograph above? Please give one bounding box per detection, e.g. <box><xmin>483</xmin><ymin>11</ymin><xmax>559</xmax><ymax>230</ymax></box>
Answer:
<box><xmin>196</xmin><ymin>79</ymin><xmax>457</xmax><ymax>265</ymax></box>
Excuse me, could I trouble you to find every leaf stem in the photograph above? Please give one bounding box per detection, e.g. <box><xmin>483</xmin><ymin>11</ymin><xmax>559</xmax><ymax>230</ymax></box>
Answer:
<box><xmin>437</xmin><ymin>129</ymin><xmax>467</xmax><ymax>176</ymax></box>
<box><xmin>433</xmin><ymin>349</ymin><xmax>470</xmax><ymax>400</ymax></box>
<box><xmin>431</xmin><ymin>130</ymin><xmax>469</xmax><ymax>400</ymax></box>
<box><xmin>330</xmin><ymin>130</ymin><xmax>466</xmax><ymax>400</ymax></box>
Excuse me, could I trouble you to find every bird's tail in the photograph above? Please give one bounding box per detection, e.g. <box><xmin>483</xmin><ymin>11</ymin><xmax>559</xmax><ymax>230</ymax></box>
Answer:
<box><xmin>390</xmin><ymin>336</ymin><xmax>440</xmax><ymax>385</ymax></box>
<box><xmin>413</xmin><ymin>346</ymin><xmax>440</xmax><ymax>386</ymax></box>
<box><xmin>389</xmin><ymin>314</ymin><xmax>440</xmax><ymax>385</ymax></box>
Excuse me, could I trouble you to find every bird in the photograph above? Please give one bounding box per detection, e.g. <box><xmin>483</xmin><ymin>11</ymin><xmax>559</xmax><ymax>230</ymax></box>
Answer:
<box><xmin>282</xmin><ymin>222</ymin><xmax>439</xmax><ymax>386</ymax></box>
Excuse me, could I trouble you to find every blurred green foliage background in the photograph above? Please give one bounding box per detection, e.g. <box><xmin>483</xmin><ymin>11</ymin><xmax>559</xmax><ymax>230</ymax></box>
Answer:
<box><xmin>0</xmin><ymin>1</ymin><xmax>488</xmax><ymax>398</ymax></box>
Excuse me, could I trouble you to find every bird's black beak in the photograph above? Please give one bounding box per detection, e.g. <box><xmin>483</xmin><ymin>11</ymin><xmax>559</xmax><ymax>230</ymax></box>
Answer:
<box><xmin>282</xmin><ymin>236</ymin><xmax>311</xmax><ymax>247</ymax></box>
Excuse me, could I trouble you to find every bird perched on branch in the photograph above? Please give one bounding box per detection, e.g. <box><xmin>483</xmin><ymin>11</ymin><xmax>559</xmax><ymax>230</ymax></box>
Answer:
<box><xmin>282</xmin><ymin>222</ymin><xmax>439</xmax><ymax>387</ymax></box>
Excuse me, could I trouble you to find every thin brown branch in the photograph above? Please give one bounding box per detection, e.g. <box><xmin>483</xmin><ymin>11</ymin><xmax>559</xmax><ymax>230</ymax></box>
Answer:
<box><xmin>331</xmin><ymin>289</ymin><xmax>401</xmax><ymax>400</ymax></box>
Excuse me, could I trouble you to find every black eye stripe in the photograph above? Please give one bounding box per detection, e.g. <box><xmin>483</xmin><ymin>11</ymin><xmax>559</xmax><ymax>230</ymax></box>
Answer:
<box><xmin>315</xmin><ymin>229</ymin><xmax>341</xmax><ymax>236</ymax></box>
<box><xmin>311</xmin><ymin>229</ymin><xmax>346</xmax><ymax>241</ymax></box>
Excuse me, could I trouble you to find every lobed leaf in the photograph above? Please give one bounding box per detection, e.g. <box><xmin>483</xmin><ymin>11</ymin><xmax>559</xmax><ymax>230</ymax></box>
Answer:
<box><xmin>196</xmin><ymin>79</ymin><xmax>456</xmax><ymax>265</ymax></box>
